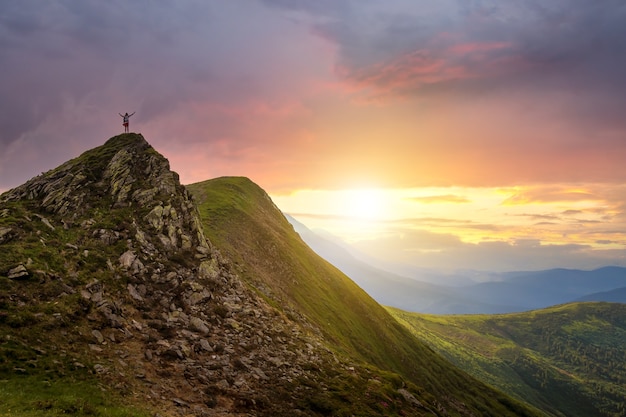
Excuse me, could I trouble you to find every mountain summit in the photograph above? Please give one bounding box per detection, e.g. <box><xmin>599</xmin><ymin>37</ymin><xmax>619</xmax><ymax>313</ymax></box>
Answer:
<box><xmin>2</xmin><ymin>133</ymin><xmax>208</xmax><ymax>253</ymax></box>
<box><xmin>0</xmin><ymin>134</ymin><xmax>538</xmax><ymax>416</ymax></box>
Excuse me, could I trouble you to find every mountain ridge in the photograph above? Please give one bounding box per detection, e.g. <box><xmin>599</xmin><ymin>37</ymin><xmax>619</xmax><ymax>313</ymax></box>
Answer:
<box><xmin>1</xmin><ymin>134</ymin><xmax>538</xmax><ymax>416</ymax></box>
<box><xmin>187</xmin><ymin>176</ymin><xmax>540</xmax><ymax>416</ymax></box>
<box><xmin>1</xmin><ymin>134</ymin><xmax>374</xmax><ymax>416</ymax></box>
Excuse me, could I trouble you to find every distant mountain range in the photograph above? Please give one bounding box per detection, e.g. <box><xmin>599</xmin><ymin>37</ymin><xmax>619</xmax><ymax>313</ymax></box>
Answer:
<box><xmin>575</xmin><ymin>286</ymin><xmax>626</xmax><ymax>303</ymax></box>
<box><xmin>287</xmin><ymin>215</ymin><xmax>626</xmax><ymax>314</ymax></box>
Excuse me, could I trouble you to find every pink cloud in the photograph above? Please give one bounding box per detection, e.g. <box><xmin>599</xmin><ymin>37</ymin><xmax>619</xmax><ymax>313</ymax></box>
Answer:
<box><xmin>336</xmin><ymin>38</ymin><xmax>519</xmax><ymax>100</ymax></box>
<box><xmin>448</xmin><ymin>41</ymin><xmax>511</xmax><ymax>55</ymax></box>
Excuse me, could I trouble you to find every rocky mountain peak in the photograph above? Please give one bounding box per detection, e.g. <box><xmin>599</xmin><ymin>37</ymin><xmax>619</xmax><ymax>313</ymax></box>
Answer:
<box><xmin>4</xmin><ymin>133</ymin><xmax>178</xmax><ymax>210</ymax></box>
<box><xmin>0</xmin><ymin>134</ymin><xmax>374</xmax><ymax>416</ymax></box>
<box><xmin>1</xmin><ymin>133</ymin><xmax>209</xmax><ymax>256</ymax></box>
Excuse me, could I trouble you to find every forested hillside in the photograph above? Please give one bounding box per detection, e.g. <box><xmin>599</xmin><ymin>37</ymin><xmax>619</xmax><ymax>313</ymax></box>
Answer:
<box><xmin>390</xmin><ymin>302</ymin><xmax>626</xmax><ymax>417</ymax></box>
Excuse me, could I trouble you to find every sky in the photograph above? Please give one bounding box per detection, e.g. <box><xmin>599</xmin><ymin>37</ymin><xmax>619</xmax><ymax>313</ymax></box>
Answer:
<box><xmin>1</xmin><ymin>0</ymin><xmax>626</xmax><ymax>273</ymax></box>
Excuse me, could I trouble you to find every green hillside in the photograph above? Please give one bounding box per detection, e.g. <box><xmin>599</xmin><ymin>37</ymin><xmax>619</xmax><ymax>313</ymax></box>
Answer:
<box><xmin>187</xmin><ymin>176</ymin><xmax>540</xmax><ymax>416</ymax></box>
<box><xmin>389</xmin><ymin>302</ymin><xmax>626</xmax><ymax>417</ymax></box>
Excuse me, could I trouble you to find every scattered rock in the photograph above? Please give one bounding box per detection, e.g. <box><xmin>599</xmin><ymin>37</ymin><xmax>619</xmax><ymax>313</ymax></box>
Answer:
<box><xmin>199</xmin><ymin>339</ymin><xmax>213</xmax><ymax>352</ymax></box>
<box><xmin>93</xmin><ymin>364</ymin><xmax>109</xmax><ymax>374</ymax></box>
<box><xmin>226</xmin><ymin>318</ymin><xmax>241</xmax><ymax>331</ymax></box>
<box><xmin>35</xmin><ymin>214</ymin><xmax>55</xmax><ymax>230</ymax></box>
<box><xmin>398</xmin><ymin>388</ymin><xmax>424</xmax><ymax>407</ymax></box>
<box><xmin>252</xmin><ymin>367</ymin><xmax>269</xmax><ymax>381</ymax></box>
<box><xmin>0</xmin><ymin>227</ymin><xmax>15</xmax><ymax>244</ymax></box>
<box><xmin>172</xmin><ymin>398</ymin><xmax>189</xmax><ymax>407</ymax></box>
<box><xmin>8</xmin><ymin>264</ymin><xmax>29</xmax><ymax>280</ymax></box>
<box><xmin>119</xmin><ymin>251</ymin><xmax>136</xmax><ymax>269</ymax></box>
<box><xmin>216</xmin><ymin>379</ymin><xmax>230</xmax><ymax>390</ymax></box>
<box><xmin>190</xmin><ymin>317</ymin><xmax>210</xmax><ymax>335</ymax></box>
<box><xmin>92</xmin><ymin>329</ymin><xmax>105</xmax><ymax>344</ymax></box>
<box><xmin>127</xmin><ymin>284</ymin><xmax>144</xmax><ymax>301</ymax></box>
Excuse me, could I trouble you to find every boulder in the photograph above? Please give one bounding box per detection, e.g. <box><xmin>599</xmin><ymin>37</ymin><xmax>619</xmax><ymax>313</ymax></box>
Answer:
<box><xmin>190</xmin><ymin>317</ymin><xmax>210</xmax><ymax>335</ymax></box>
<box><xmin>119</xmin><ymin>251</ymin><xmax>137</xmax><ymax>269</ymax></box>
<box><xmin>127</xmin><ymin>284</ymin><xmax>144</xmax><ymax>301</ymax></box>
<box><xmin>92</xmin><ymin>329</ymin><xmax>105</xmax><ymax>344</ymax></box>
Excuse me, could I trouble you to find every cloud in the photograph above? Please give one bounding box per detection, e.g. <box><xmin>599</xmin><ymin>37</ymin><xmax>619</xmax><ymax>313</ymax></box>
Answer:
<box><xmin>409</xmin><ymin>194</ymin><xmax>470</xmax><ymax>204</ymax></box>
<box><xmin>502</xmin><ymin>186</ymin><xmax>600</xmax><ymax>205</ymax></box>
<box><xmin>0</xmin><ymin>0</ymin><xmax>331</xmax><ymax>190</ymax></box>
<box><xmin>259</xmin><ymin>0</ymin><xmax>626</xmax><ymax>188</ymax></box>
<box><xmin>327</xmin><ymin>1</ymin><xmax>626</xmax><ymax>100</ymax></box>
<box><xmin>3</xmin><ymin>0</ymin><xmax>626</xmax><ymax>195</ymax></box>
<box><xmin>278</xmin><ymin>1</ymin><xmax>626</xmax><ymax>138</ymax></box>
<box><xmin>352</xmin><ymin>228</ymin><xmax>625</xmax><ymax>272</ymax></box>
<box><xmin>523</xmin><ymin>213</ymin><xmax>560</xmax><ymax>221</ymax></box>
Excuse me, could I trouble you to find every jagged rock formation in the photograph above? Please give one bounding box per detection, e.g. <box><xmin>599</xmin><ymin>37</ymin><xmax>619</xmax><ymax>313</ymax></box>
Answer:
<box><xmin>0</xmin><ymin>134</ymin><xmax>539</xmax><ymax>416</ymax></box>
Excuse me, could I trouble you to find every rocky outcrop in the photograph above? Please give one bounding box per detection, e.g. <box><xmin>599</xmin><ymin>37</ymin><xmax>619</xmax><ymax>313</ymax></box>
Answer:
<box><xmin>1</xmin><ymin>134</ymin><xmax>209</xmax><ymax>256</ymax></box>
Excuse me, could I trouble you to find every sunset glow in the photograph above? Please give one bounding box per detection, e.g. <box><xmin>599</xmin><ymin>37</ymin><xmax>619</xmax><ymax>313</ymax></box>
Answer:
<box><xmin>2</xmin><ymin>1</ymin><xmax>626</xmax><ymax>272</ymax></box>
<box><xmin>273</xmin><ymin>184</ymin><xmax>626</xmax><ymax>271</ymax></box>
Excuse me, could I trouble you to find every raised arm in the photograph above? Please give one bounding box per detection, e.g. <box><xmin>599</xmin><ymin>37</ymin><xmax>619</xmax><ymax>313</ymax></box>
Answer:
<box><xmin>129</xmin><ymin>111</ymin><xmax>135</xmax><ymax>117</ymax></box>
<box><xmin>119</xmin><ymin>113</ymin><xmax>124</xmax><ymax>117</ymax></box>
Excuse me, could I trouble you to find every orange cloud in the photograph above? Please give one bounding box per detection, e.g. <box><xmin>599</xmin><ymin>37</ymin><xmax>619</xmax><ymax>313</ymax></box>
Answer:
<box><xmin>408</xmin><ymin>194</ymin><xmax>471</xmax><ymax>204</ymax></box>
<box><xmin>502</xmin><ymin>187</ymin><xmax>599</xmax><ymax>205</ymax></box>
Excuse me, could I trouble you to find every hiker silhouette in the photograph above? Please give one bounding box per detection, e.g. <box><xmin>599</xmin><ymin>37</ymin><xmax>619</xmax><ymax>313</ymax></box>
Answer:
<box><xmin>119</xmin><ymin>112</ymin><xmax>135</xmax><ymax>133</ymax></box>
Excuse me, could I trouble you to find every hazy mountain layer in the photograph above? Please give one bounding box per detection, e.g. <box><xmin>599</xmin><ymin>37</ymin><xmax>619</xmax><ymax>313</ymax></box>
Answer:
<box><xmin>576</xmin><ymin>286</ymin><xmax>626</xmax><ymax>303</ymax></box>
<box><xmin>288</xmin><ymin>218</ymin><xmax>626</xmax><ymax>314</ymax></box>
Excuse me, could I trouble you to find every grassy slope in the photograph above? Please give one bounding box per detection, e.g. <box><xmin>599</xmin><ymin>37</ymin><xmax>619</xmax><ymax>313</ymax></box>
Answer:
<box><xmin>389</xmin><ymin>302</ymin><xmax>626</xmax><ymax>417</ymax></box>
<box><xmin>187</xmin><ymin>176</ymin><xmax>541</xmax><ymax>417</ymax></box>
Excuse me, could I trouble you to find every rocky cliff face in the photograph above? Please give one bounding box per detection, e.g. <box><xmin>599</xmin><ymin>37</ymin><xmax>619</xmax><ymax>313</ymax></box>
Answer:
<box><xmin>0</xmin><ymin>135</ymin><xmax>333</xmax><ymax>416</ymax></box>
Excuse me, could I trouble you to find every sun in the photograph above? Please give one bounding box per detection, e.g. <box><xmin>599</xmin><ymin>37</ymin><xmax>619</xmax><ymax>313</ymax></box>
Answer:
<box><xmin>341</xmin><ymin>189</ymin><xmax>386</xmax><ymax>221</ymax></box>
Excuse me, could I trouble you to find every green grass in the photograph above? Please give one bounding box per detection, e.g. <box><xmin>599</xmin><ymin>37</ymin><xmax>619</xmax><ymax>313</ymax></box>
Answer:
<box><xmin>0</xmin><ymin>376</ymin><xmax>149</xmax><ymax>417</ymax></box>
<box><xmin>388</xmin><ymin>303</ymin><xmax>626</xmax><ymax>417</ymax></box>
<box><xmin>0</xmin><ymin>326</ymin><xmax>150</xmax><ymax>417</ymax></box>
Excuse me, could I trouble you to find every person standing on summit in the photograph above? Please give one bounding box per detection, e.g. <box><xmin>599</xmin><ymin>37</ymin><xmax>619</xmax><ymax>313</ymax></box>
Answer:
<box><xmin>119</xmin><ymin>112</ymin><xmax>135</xmax><ymax>133</ymax></box>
